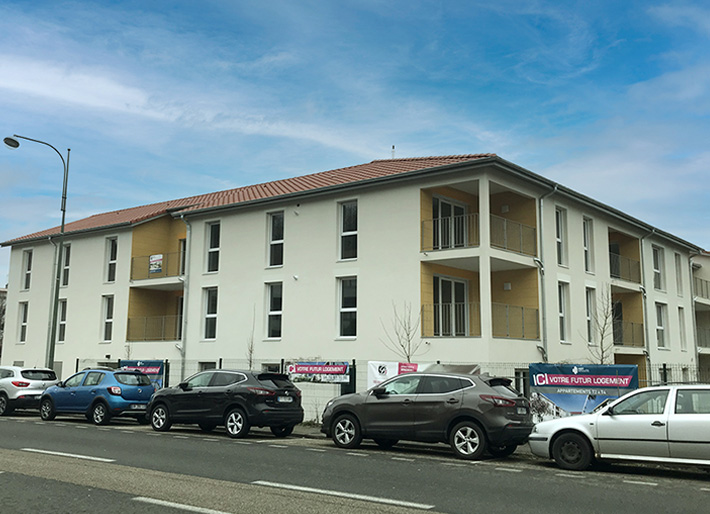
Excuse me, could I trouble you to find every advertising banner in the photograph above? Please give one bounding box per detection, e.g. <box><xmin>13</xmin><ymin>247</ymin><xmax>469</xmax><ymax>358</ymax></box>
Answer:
<box><xmin>367</xmin><ymin>361</ymin><xmax>420</xmax><ymax>389</ymax></box>
<box><xmin>120</xmin><ymin>359</ymin><xmax>167</xmax><ymax>388</ymax></box>
<box><xmin>529</xmin><ymin>363</ymin><xmax>638</xmax><ymax>420</ymax></box>
<box><xmin>286</xmin><ymin>361</ymin><xmax>350</xmax><ymax>383</ymax></box>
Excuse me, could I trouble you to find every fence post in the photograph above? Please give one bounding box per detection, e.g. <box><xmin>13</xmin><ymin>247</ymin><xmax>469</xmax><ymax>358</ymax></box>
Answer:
<box><xmin>341</xmin><ymin>359</ymin><xmax>356</xmax><ymax>395</ymax></box>
<box><xmin>661</xmin><ymin>363</ymin><xmax>668</xmax><ymax>385</ymax></box>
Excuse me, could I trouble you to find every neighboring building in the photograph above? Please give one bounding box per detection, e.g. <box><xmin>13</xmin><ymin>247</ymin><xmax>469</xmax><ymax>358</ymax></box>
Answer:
<box><xmin>1</xmin><ymin>154</ymin><xmax>707</xmax><ymax>390</ymax></box>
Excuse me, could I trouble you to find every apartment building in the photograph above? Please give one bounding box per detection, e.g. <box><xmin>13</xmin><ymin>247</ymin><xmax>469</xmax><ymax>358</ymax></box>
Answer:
<box><xmin>1</xmin><ymin>154</ymin><xmax>707</xmax><ymax>386</ymax></box>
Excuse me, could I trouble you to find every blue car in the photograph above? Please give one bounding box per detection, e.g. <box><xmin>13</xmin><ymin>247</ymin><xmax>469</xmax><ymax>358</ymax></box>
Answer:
<box><xmin>40</xmin><ymin>368</ymin><xmax>155</xmax><ymax>425</ymax></box>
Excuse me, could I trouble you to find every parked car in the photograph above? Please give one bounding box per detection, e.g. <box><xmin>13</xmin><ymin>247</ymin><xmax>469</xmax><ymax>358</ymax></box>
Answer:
<box><xmin>39</xmin><ymin>367</ymin><xmax>155</xmax><ymax>425</ymax></box>
<box><xmin>147</xmin><ymin>369</ymin><xmax>304</xmax><ymax>438</ymax></box>
<box><xmin>0</xmin><ymin>366</ymin><xmax>59</xmax><ymax>415</ymax></box>
<box><xmin>528</xmin><ymin>384</ymin><xmax>710</xmax><ymax>471</ymax></box>
<box><xmin>321</xmin><ymin>372</ymin><xmax>533</xmax><ymax>460</ymax></box>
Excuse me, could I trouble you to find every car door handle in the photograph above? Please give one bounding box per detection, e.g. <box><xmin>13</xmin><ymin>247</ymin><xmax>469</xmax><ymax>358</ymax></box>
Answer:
<box><xmin>446</xmin><ymin>398</ymin><xmax>460</xmax><ymax>404</ymax></box>
<box><xmin>651</xmin><ymin>421</ymin><xmax>666</xmax><ymax>427</ymax></box>
<box><xmin>402</xmin><ymin>399</ymin><xmax>412</xmax><ymax>405</ymax></box>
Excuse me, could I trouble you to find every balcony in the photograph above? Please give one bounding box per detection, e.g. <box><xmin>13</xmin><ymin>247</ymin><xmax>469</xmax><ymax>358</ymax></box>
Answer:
<box><xmin>127</xmin><ymin>315</ymin><xmax>182</xmax><ymax>341</ymax></box>
<box><xmin>490</xmin><ymin>215</ymin><xmax>536</xmax><ymax>256</ymax></box>
<box><xmin>421</xmin><ymin>302</ymin><xmax>481</xmax><ymax>337</ymax></box>
<box><xmin>698</xmin><ymin>327</ymin><xmax>710</xmax><ymax>349</ymax></box>
<box><xmin>492</xmin><ymin>303</ymin><xmax>539</xmax><ymax>339</ymax></box>
<box><xmin>695</xmin><ymin>277</ymin><xmax>710</xmax><ymax>301</ymax></box>
<box><xmin>612</xmin><ymin>320</ymin><xmax>644</xmax><ymax>347</ymax></box>
<box><xmin>609</xmin><ymin>253</ymin><xmax>641</xmax><ymax>283</ymax></box>
<box><xmin>131</xmin><ymin>252</ymin><xmax>184</xmax><ymax>280</ymax></box>
<box><xmin>421</xmin><ymin>213</ymin><xmax>479</xmax><ymax>252</ymax></box>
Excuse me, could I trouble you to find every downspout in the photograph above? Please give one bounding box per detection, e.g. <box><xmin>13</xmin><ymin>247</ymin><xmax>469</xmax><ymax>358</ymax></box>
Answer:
<box><xmin>179</xmin><ymin>214</ymin><xmax>192</xmax><ymax>382</ymax></box>
<box><xmin>536</xmin><ymin>184</ymin><xmax>558</xmax><ymax>363</ymax></box>
<box><xmin>640</xmin><ymin>228</ymin><xmax>656</xmax><ymax>380</ymax></box>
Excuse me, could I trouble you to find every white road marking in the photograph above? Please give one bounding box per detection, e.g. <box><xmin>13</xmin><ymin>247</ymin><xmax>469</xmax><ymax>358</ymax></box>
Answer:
<box><xmin>133</xmin><ymin>497</ymin><xmax>232</xmax><ymax>514</ymax></box>
<box><xmin>74</xmin><ymin>426</ymin><xmax>88</xmax><ymax>429</ymax></box>
<box><xmin>174</xmin><ymin>435</ymin><xmax>189</xmax><ymax>439</ymax></box>
<box><xmin>269</xmin><ymin>444</ymin><xmax>288</xmax><ymax>448</ymax></box>
<box><xmin>306</xmin><ymin>448</ymin><xmax>327</xmax><ymax>452</ymax></box>
<box><xmin>252</xmin><ymin>480</ymin><xmax>435</xmax><ymax>510</ymax></box>
<box><xmin>346</xmin><ymin>452</ymin><xmax>368</xmax><ymax>457</ymax></box>
<box><xmin>392</xmin><ymin>457</ymin><xmax>415</xmax><ymax>462</ymax></box>
<box><xmin>21</xmin><ymin>448</ymin><xmax>115</xmax><ymax>463</ymax></box>
<box><xmin>233</xmin><ymin>441</ymin><xmax>251</xmax><ymax>445</ymax></box>
<box><xmin>495</xmin><ymin>467</ymin><xmax>522</xmax><ymax>473</ymax></box>
<box><xmin>623</xmin><ymin>480</ymin><xmax>657</xmax><ymax>487</ymax></box>
<box><xmin>146</xmin><ymin>433</ymin><xmax>161</xmax><ymax>436</ymax></box>
<box><xmin>556</xmin><ymin>473</ymin><xmax>584</xmax><ymax>479</ymax></box>
<box><xmin>700</xmin><ymin>488</ymin><xmax>710</xmax><ymax>492</ymax></box>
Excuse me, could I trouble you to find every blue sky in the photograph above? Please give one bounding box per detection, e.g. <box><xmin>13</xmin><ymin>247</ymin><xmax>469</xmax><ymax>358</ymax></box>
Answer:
<box><xmin>1</xmin><ymin>0</ymin><xmax>709</xmax><ymax>285</ymax></box>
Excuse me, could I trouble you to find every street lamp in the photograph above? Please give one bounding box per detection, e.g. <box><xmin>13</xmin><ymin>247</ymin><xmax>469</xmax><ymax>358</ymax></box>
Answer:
<box><xmin>4</xmin><ymin>134</ymin><xmax>70</xmax><ymax>370</ymax></box>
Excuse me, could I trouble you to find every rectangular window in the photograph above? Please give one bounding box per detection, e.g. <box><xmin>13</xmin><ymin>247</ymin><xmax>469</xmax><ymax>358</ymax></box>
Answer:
<box><xmin>585</xmin><ymin>287</ymin><xmax>596</xmax><ymax>344</ymax></box>
<box><xmin>18</xmin><ymin>302</ymin><xmax>29</xmax><ymax>343</ymax></box>
<box><xmin>675</xmin><ymin>253</ymin><xmax>683</xmax><ymax>296</ymax></box>
<box><xmin>22</xmin><ymin>250</ymin><xmax>32</xmax><ymax>290</ymax></box>
<box><xmin>679</xmin><ymin>307</ymin><xmax>687</xmax><ymax>351</ymax></box>
<box><xmin>655</xmin><ymin>302</ymin><xmax>667</xmax><ymax>348</ymax></box>
<box><xmin>652</xmin><ymin>246</ymin><xmax>665</xmax><ymax>290</ymax></box>
<box><xmin>340</xmin><ymin>200</ymin><xmax>358</xmax><ymax>260</ymax></box>
<box><xmin>269</xmin><ymin>212</ymin><xmax>284</xmax><ymax>267</ymax></box>
<box><xmin>106</xmin><ymin>238</ymin><xmax>118</xmax><ymax>282</ymax></box>
<box><xmin>339</xmin><ymin>277</ymin><xmax>357</xmax><ymax>337</ymax></box>
<box><xmin>555</xmin><ymin>208</ymin><xmax>567</xmax><ymax>266</ymax></box>
<box><xmin>582</xmin><ymin>217</ymin><xmax>594</xmax><ymax>272</ymax></box>
<box><xmin>61</xmin><ymin>244</ymin><xmax>71</xmax><ymax>286</ymax></box>
<box><xmin>558</xmin><ymin>282</ymin><xmax>569</xmax><ymax>342</ymax></box>
<box><xmin>206</xmin><ymin>222</ymin><xmax>220</xmax><ymax>272</ymax></box>
<box><xmin>433</xmin><ymin>276</ymin><xmax>468</xmax><ymax>336</ymax></box>
<box><xmin>204</xmin><ymin>287</ymin><xmax>218</xmax><ymax>339</ymax></box>
<box><xmin>267</xmin><ymin>282</ymin><xmax>283</xmax><ymax>338</ymax></box>
<box><xmin>58</xmin><ymin>299</ymin><xmax>67</xmax><ymax>343</ymax></box>
<box><xmin>102</xmin><ymin>295</ymin><xmax>114</xmax><ymax>342</ymax></box>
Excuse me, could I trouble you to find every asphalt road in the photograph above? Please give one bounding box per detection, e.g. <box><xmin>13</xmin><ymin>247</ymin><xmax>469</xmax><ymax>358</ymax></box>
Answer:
<box><xmin>1</xmin><ymin>413</ymin><xmax>709</xmax><ymax>513</ymax></box>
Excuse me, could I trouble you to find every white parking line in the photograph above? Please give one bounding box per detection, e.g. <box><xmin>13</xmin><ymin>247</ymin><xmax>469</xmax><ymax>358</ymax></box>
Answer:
<box><xmin>233</xmin><ymin>441</ymin><xmax>251</xmax><ymax>445</ymax></box>
<box><xmin>146</xmin><ymin>433</ymin><xmax>161</xmax><ymax>436</ymax></box>
<box><xmin>202</xmin><ymin>438</ymin><xmax>220</xmax><ymax>442</ymax></box>
<box><xmin>623</xmin><ymin>480</ymin><xmax>657</xmax><ymax>487</ymax></box>
<box><xmin>133</xmin><ymin>497</ymin><xmax>231</xmax><ymax>514</ymax></box>
<box><xmin>392</xmin><ymin>457</ymin><xmax>415</xmax><ymax>462</ymax></box>
<box><xmin>556</xmin><ymin>473</ymin><xmax>584</xmax><ymax>479</ymax></box>
<box><xmin>269</xmin><ymin>444</ymin><xmax>288</xmax><ymax>448</ymax></box>
<box><xmin>22</xmin><ymin>448</ymin><xmax>115</xmax><ymax>463</ymax></box>
<box><xmin>346</xmin><ymin>452</ymin><xmax>369</xmax><ymax>457</ymax></box>
<box><xmin>495</xmin><ymin>467</ymin><xmax>522</xmax><ymax>473</ymax></box>
<box><xmin>174</xmin><ymin>435</ymin><xmax>189</xmax><ymax>439</ymax></box>
<box><xmin>700</xmin><ymin>488</ymin><xmax>710</xmax><ymax>492</ymax></box>
<box><xmin>252</xmin><ymin>480</ymin><xmax>435</xmax><ymax>510</ymax></box>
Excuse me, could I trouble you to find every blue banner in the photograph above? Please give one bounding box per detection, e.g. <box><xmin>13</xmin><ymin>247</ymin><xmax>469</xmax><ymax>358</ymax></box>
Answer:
<box><xmin>120</xmin><ymin>360</ymin><xmax>167</xmax><ymax>389</ymax></box>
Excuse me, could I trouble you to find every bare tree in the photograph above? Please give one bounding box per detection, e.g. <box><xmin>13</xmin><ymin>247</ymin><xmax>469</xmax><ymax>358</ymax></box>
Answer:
<box><xmin>380</xmin><ymin>302</ymin><xmax>428</xmax><ymax>363</ymax></box>
<box><xmin>586</xmin><ymin>285</ymin><xmax>616</xmax><ymax>365</ymax></box>
<box><xmin>245</xmin><ymin>304</ymin><xmax>256</xmax><ymax>370</ymax></box>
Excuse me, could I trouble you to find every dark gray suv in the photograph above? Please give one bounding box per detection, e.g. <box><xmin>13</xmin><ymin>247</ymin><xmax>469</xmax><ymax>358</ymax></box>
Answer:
<box><xmin>321</xmin><ymin>372</ymin><xmax>532</xmax><ymax>460</ymax></box>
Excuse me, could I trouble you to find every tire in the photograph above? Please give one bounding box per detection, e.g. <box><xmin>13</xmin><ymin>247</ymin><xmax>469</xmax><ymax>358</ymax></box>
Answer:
<box><xmin>150</xmin><ymin>404</ymin><xmax>172</xmax><ymax>432</ymax></box>
<box><xmin>91</xmin><ymin>402</ymin><xmax>112</xmax><ymax>425</ymax></box>
<box><xmin>270</xmin><ymin>425</ymin><xmax>294</xmax><ymax>438</ymax></box>
<box><xmin>39</xmin><ymin>398</ymin><xmax>56</xmax><ymax>421</ymax></box>
<box><xmin>552</xmin><ymin>432</ymin><xmax>593</xmax><ymax>471</ymax></box>
<box><xmin>0</xmin><ymin>393</ymin><xmax>12</xmax><ymax>416</ymax></box>
<box><xmin>332</xmin><ymin>414</ymin><xmax>362</xmax><ymax>449</ymax></box>
<box><xmin>487</xmin><ymin>444</ymin><xmax>518</xmax><ymax>458</ymax></box>
<box><xmin>450</xmin><ymin>421</ymin><xmax>487</xmax><ymax>460</ymax></box>
<box><xmin>198</xmin><ymin>421</ymin><xmax>217</xmax><ymax>432</ymax></box>
<box><xmin>225</xmin><ymin>408</ymin><xmax>250</xmax><ymax>438</ymax></box>
<box><xmin>373</xmin><ymin>438</ymin><xmax>399</xmax><ymax>450</ymax></box>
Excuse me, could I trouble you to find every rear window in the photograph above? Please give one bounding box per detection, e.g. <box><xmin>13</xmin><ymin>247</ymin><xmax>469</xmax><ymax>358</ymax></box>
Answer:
<box><xmin>484</xmin><ymin>377</ymin><xmax>521</xmax><ymax>398</ymax></box>
<box><xmin>115</xmin><ymin>373</ymin><xmax>152</xmax><ymax>386</ymax></box>
<box><xmin>257</xmin><ymin>373</ymin><xmax>294</xmax><ymax>389</ymax></box>
<box><xmin>22</xmin><ymin>370</ymin><xmax>57</xmax><ymax>381</ymax></box>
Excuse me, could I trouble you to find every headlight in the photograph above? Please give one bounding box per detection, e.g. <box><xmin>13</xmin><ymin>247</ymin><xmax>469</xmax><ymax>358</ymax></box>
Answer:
<box><xmin>325</xmin><ymin>399</ymin><xmax>334</xmax><ymax>410</ymax></box>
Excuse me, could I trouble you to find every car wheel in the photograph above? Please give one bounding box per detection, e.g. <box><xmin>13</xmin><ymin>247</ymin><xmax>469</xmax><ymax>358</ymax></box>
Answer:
<box><xmin>225</xmin><ymin>408</ymin><xmax>250</xmax><ymax>438</ymax></box>
<box><xmin>552</xmin><ymin>433</ymin><xmax>593</xmax><ymax>471</ymax></box>
<box><xmin>198</xmin><ymin>421</ymin><xmax>217</xmax><ymax>432</ymax></box>
<box><xmin>487</xmin><ymin>444</ymin><xmax>518</xmax><ymax>458</ymax></box>
<box><xmin>450</xmin><ymin>421</ymin><xmax>486</xmax><ymax>460</ymax></box>
<box><xmin>91</xmin><ymin>402</ymin><xmax>112</xmax><ymax>425</ymax></box>
<box><xmin>150</xmin><ymin>404</ymin><xmax>172</xmax><ymax>432</ymax></box>
<box><xmin>40</xmin><ymin>398</ymin><xmax>56</xmax><ymax>421</ymax></box>
<box><xmin>332</xmin><ymin>414</ymin><xmax>362</xmax><ymax>449</ymax></box>
<box><xmin>270</xmin><ymin>425</ymin><xmax>294</xmax><ymax>438</ymax></box>
<box><xmin>0</xmin><ymin>393</ymin><xmax>12</xmax><ymax>416</ymax></box>
<box><xmin>373</xmin><ymin>438</ymin><xmax>398</xmax><ymax>450</ymax></box>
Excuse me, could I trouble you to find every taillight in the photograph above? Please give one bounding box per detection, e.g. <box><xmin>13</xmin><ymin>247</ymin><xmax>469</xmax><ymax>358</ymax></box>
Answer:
<box><xmin>11</xmin><ymin>381</ymin><xmax>30</xmax><ymax>388</ymax></box>
<box><xmin>247</xmin><ymin>387</ymin><xmax>275</xmax><ymax>396</ymax></box>
<box><xmin>108</xmin><ymin>386</ymin><xmax>122</xmax><ymax>395</ymax></box>
<box><xmin>480</xmin><ymin>394</ymin><xmax>516</xmax><ymax>407</ymax></box>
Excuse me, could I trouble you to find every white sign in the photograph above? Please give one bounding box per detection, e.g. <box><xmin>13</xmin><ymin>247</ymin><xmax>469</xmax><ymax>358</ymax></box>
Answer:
<box><xmin>367</xmin><ymin>361</ymin><xmax>420</xmax><ymax>389</ymax></box>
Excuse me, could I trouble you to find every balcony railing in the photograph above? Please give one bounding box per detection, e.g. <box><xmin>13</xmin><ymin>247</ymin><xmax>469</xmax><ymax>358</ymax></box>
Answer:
<box><xmin>421</xmin><ymin>303</ymin><xmax>481</xmax><ymax>337</ymax></box>
<box><xmin>609</xmin><ymin>253</ymin><xmax>641</xmax><ymax>283</ymax></box>
<box><xmin>127</xmin><ymin>315</ymin><xmax>182</xmax><ymax>341</ymax></box>
<box><xmin>421</xmin><ymin>213</ymin><xmax>479</xmax><ymax>252</ymax></box>
<box><xmin>612</xmin><ymin>320</ymin><xmax>644</xmax><ymax>347</ymax></box>
<box><xmin>490</xmin><ymin>215</ymin><xmax>537</xmax><ymax>256</ymax></box>
<box><xmin>698</xmin><ymin>327</ymin><xmax>710</xmax><ymax>349</ymax></box>
<box><xmin>492</xmin><ymin>303</ymin><xmax>539</xmax><ymax>340</ymax></box>
<box><xmin>695</xmin><ymin>277</ymin><xmax>710</xmax><ymax>301</ymax></box>
<box><xmin>131</xmin><ymin>252</ymin><xmax>184</xmax><ymax>280</ymax></box>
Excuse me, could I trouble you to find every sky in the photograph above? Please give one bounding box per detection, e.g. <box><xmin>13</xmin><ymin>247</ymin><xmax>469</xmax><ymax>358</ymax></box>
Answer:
<box><xmin>1</xmin><ymin>0</ymin><xmax>709</xmax><ymax>285</ymax></box>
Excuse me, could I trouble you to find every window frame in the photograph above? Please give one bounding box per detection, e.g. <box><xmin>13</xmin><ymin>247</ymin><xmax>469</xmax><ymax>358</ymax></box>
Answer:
<box><xmin>267</xmin><ymin>282</ymin><xmax>283</xmax><ymax>339</ymax></box>
<box><xmin>268</xmin><ymin>211</ymin><xmax>285</xmax><ymax>267</ymax></box>
<box><xmin>61</xmin><ymin>243</ymin><xmax>71</xmax><ymax>287</ymax></box>
<box><xmin>678</xmin><ymin>306</ymin><xmax>687</xmax><ymax>351</ymax></box>
<box><xmin>655</xmin><ymin>302</ymin><xmax>667</xmax><ymax>348</ymax></box>
<box><xmin>339</xmin><ymin>200</ymin><xmax>358</xmax><ymax>261</ymax></box>
<box><xmin>102</xmin><ymin>295</ymin><xmax>114</xmax><ymax>343</ymax></box>
<box><xmin>204</xmin><ymin>287</ymin><xmax>218</xmax><ymax>340</ymax></box>
<box><xmin>206</xmin><ymin>221</ymin><xmax>221</xmax><ymax>273</ymax></box>
<box><xmin>22</xmin><ymin>249</ymin><xmax>33</xmax><ymax>290</ymax></box>
<box><xmin>18</xmin><ymin>301</ymin><xmax>29</xmax><ymax>343</ymax></box>
<box><xmin>58</xmin><ymin>298</ymin><xmax>67</xmax><ymax>343</ymax></box>
<box><xmin>558</xmin><ymin>282</ymin><xmax>570</xmax><ymax>343</ymax></box>
<box><xmin>338</xmin><ymin>276</ymin><xmax>357</xmax><ymax>338</ymax></box>
<box><xmin>674</xmin><ymin>252</ymin><xmax>683</xmax><ymax>296</ymax></box>
<box><xmin>585</xmin><ymin>287</ymin><xmax>596</xmax><ymax>344</ymax></box>
<box><xmin>652</xmin><ymin>245</ymin><xmax>665</xmax><ymax>291</ymax></box>
<box><xmin>106</xmin><ymin>237</ymin><xmax>118</xmax><ymax>283</ymax></box>
<box><xmin>582</xmin><ymin>217</ymin><xmax>594</xmax><ymax>273</ymax></box>
<box><xmin>555</xmin><ymin>207</ymin><xmax>567</xmax><ymax>267</ymax></box>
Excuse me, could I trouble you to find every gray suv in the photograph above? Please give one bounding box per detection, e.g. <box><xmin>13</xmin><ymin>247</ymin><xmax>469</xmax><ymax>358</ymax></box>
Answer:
<box><xmin>0</xmin><ymin>366</ymin><xmax>59</xmax><ymax>415</ymax></box>
<box><xmin>321</xmin><ymin>372</ymin><xmax>532</xmax><ymax>460</ymax></box>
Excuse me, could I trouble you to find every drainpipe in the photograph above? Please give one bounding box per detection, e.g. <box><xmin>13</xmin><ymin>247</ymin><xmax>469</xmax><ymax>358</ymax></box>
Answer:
<box><xmin>639</xmin><ymin>228</ymin><xmax>656</xmax><ymax>379</ymax></box>
<box><xmin>536</xmin><ymin>184</ymin><xmax>558</xmax><ymax>363</ymax></box>
<box><xmin>179</xmin><ymin>214</ymin><xmax>192</xmax><ymax>382</ymax></box>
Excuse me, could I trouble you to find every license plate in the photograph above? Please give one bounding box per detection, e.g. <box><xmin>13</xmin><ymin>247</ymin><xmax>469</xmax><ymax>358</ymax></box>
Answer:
<box><xmin>277</xmin><ymin>396</ymin><xmax>293</xmax><ymax>403</ymax></box>
<box><xmin>130</xmin><ymin>404</ymin><xmax>146</xmax><ymax>410</ymax></box>
<box><xmin>517</xmin><ymin>407</ymin><xmax>527</xmax><ymax>415</ymax></box>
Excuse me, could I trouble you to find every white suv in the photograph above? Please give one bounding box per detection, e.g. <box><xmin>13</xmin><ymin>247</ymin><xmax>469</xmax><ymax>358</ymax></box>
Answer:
<box><xmin>0</xmin><ymin>366</ymin><xmax>59</xmax><ymax>415</ymax></box>
<box><xmin>529</xmin><ymin>384</ymin><xmax>710</xmax><ymax>471</ymax></box>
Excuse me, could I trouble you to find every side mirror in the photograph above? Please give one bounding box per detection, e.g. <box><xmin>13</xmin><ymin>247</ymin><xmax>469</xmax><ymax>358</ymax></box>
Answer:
<box><xmin>178</xmin><ymin>382</ymin><xmax>190</xmax><ymax>391</ymax></box>
<box><xmin>57</xmin><ymin>381</ymin><xmax>64</xmax><ymax>388</ymax></box>
<box><xmin>602</xmin><ymin>406</ymin><xmax>613</xmax><ymax>416</ymax></box>
<box><xmin>371</xmin><ymin>387</ymin><xmax>386</xmax><ymax>397</ymax></box>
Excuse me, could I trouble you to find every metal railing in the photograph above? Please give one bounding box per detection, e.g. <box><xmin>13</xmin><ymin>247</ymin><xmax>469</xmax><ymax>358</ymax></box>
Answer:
<box><xmin>491</xmin><ymin>303</ymin><xmax>539</xmax><ymax>340</ymax></box>
<box><xmin>490</xmin><ymin>215</ymin><xmax>537</xmax><ymax>256</ymax></box>
<box><xmin>131</xmin><ymin>251</ymin><xmax>184</xmax><ymax>280</ymax></box>
<box><xmin>612</xmin><ymin>320</ymin><xmax>644</xmax><ymax>347</ymax></box>
<box><xmin>421</xmin><ymin>213</ymin><xmax>479</xmax><ymax>252</ymax></box>
<box><xmin>127</xmin><ymin>315</ymin><xmax>182</xmax><ymax>341</ymax></box>
<box><xmin>694</xmin><ymin>277</ymin><xmax>710</xmax><ymax>301</ymax></box>
<box><xmin>609</xmin><ymin>253</ymin><xmax>641</xmax><ymax>283</ymax></box>
<box><xmin>698</xmin><ymin>327</ymin><xmax>710</xmax><ymax>349</ymax></box>
<box><xmin>421</xmin><ymin>303</ymin><xmax>481</xmax><ymax>337</ymax></box>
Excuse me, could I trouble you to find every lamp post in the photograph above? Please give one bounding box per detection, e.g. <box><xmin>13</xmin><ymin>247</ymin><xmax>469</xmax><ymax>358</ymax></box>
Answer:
<box><xmin>4</xmin><ymin>135</ymin><xmax>70</xmax><ymax>370</ymax></box>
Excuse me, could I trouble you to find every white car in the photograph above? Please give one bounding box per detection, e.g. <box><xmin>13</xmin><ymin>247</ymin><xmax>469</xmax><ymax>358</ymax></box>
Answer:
<box><xmin>529</xmin><ymin>384</ymin><xmax>710</xmax><ymax>471</ymax></box>
<box><xmin>0</xmin><ymin>366</ymin><xmax>59</xmax><ymax>415</ymax></box>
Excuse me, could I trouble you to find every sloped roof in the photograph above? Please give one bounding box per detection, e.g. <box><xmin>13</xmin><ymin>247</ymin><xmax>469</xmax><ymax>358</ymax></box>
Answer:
<box><xmin>2</xmin><ymin>154</ymin><xmax>495</xmax><ymax>245</ymax></box>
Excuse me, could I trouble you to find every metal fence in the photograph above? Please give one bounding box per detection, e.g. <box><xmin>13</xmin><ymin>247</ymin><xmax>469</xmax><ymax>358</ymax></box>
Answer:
<box><xmin>490</xmin><ymin>215</ymin><xmax>537</xmax><ymax>256</ymax></box>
